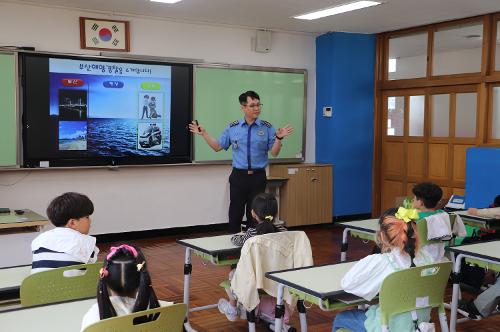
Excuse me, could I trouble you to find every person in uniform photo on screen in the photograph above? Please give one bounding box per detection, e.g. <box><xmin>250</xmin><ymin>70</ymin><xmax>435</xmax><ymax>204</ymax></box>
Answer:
<box><xmin>188</xmin><ymin>90</ymin><xmax>293</xmax><ymax>232</ymax></box>
<box><xmin>141</xmin><ymin>94</ymin><xmax>150</xmax><ymax>119</ymax></box>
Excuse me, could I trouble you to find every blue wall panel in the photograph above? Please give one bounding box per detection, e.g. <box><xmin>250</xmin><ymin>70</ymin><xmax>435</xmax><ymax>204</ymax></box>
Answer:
<box><xmin>465</xmin><ymin>147</ymin><xmax>500</xmax><ymax>208</ymax></box>
<box><xmin>316</xmin><ymin>32</ymin><xmax>376</xmax><ymax>216</ymax></box>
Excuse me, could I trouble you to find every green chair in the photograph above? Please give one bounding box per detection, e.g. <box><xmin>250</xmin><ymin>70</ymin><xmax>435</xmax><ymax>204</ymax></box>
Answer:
<box><xmin>379</xmin><ymin>261</ymin><xmax>452</xmax><ymax>332</ymax></box>
<box><xmin>82</xmin><ymin>303</ymin><xmax>187</xmax><ymax>332</ymax></box>
<box><xmin>20</xmin><ymin>262</ymin><xmax>101</xmax><ymax>307</ymax></box>
<box><xmin>336</xmin><ymin>261</ymin><xmax>452</xmax><ymax>332</ymax></box>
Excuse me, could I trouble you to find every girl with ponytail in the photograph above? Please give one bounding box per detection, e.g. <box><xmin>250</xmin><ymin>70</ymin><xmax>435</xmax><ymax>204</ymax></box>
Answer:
<box><xmin>332</xmin><ymin>208</ymin><xmax>429</xmax><ymax>332</ymax></box>
<box><xmin>81</xmin><ymin>244</ymin><xmax>168</xmax><ymax>331</ymax></box>
<box><xmin>219</xmin><ymin>192</ymin><xmax>287</xmax><ymax>322</ymax></box>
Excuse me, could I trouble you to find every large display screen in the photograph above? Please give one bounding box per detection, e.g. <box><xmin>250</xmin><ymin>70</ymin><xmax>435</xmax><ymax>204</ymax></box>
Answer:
<box><xmin>22</xmin><ymin>54</ymin><xmax>192</xmax><ymax>167</ymax></box>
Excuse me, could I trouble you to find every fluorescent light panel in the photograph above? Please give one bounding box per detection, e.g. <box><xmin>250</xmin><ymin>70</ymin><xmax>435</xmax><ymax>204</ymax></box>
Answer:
<box><xmin>294</xmin><ymin>1</ymin><xmax>381</xmax><ymax>20</ymax></box>
<box><xmin>150</xmin><ymin>0</ymin><xmax>183</xmax><ymax>4</ymax></box>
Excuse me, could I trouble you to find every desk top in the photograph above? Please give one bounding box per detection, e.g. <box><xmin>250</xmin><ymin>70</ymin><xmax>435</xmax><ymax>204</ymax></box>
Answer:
<box><xmin>0</xmin><ymin>265</ymin><xmax>31</xmax><ymax>292</ymax></box>
<box><xmin>338</xmin><ymin>219</ymin><xmax>379</xmax><ymax>233</ymax></box>
<box><xmin>0</xmin><ymin>298</ymin><xmax>95</xmax><ymax>332</ymax></box>
<box><xmin>0</xmin><ymin>210</ymin><xmax>49</xmax><ymax>230</ymax></box>
<box><xmin>448</xmin><ymin>240</ymin><xmax>500</xmax><ymax>263</ymax></box>
<box><xmin>177</xmin><ymin>234</ymin><xmax>241</xmax><ymax>256</ymax></box>
<box><xmin>266</xmin><ymin>261</ymin><xmax>358</xmax><ymax>300</ymax></box>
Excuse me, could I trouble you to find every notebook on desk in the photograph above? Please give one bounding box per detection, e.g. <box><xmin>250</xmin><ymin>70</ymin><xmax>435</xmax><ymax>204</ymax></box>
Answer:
<box><xmin>334</xmin><ymin>292</ymin><xmax>366</xmax><ymax>305</ymax></box>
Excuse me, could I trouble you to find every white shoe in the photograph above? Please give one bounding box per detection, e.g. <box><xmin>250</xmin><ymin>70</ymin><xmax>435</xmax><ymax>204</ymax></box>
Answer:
<box><xmin>218</xmin><ymin>298</ymin><xmax>239</xmax><ymax>322</ymax></box>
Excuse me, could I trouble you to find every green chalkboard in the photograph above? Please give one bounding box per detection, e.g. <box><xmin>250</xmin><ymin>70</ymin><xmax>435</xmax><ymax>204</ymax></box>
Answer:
<box><xmin>0</xmin><ymin>52</ymin><xmax>17</xmax><ymax>166</ymax></box>
<box><xmin>194</xmin><ymin>66</ymin><xmax>306</xmax><ymax>162</ymax></box>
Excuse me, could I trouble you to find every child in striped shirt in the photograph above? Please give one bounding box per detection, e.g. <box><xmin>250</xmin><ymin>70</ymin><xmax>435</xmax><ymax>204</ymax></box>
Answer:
<box><xmin>31</xmin><ymin>192</ymin><xmax>99</xmax><ymax>274</ymax></box>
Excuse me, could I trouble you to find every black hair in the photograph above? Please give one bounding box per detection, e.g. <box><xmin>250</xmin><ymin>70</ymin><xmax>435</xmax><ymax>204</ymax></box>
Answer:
<box><xmin>412</xmin><ymin>182</ymin><xmax>443</xmax><ymax>209</ymax></box>
<box><xmin>144</xmin><ymin>95</ymin><xmax>149</xmax><ymax>98</ymax></box>
<box><xmin>251</xmin><ymin>193</ymin><xmax>279</xmax><ymax>235</ymax></box>
<box><xmin>238</xmin><ymin>91</ymin><xmax>260</xmax><ymax>105</ymax></box>
<box><xmin>97</xmin><ymin>244</ymin><xmax>160</xmax><ymax>320</ymax></box>
<box><xmin>46</xmin><ymin>192</ymin><xmax>94</xmax><ymax>227</ymax></box>
<box><xmin>493</xmin><ymin>195</ymin><xmax>500</xmax><ymax>208</ymax></box>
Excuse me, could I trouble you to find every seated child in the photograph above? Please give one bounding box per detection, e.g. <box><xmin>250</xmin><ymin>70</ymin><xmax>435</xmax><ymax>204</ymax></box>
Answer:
<box><xmin>333</xmin><ymin>208</ymin><xmax>429</xmax><ymax>332</ymax></box>
<box><xmin>468</xmin><ymin>194</ymin><xmax>500</xmax><ymax>219</ymax></box>
<box><xmin>80</xmin><ymin>244</ymin><xmax>170</xmax><ymax>331</ymax></box>
<box><xmin>31</xmin><ymin>192</ymin><xmax>99</xmax><ymax>274</ymax></box>
<box><xmin>411</xmin><ymin>182</ymin><xmax>452</xmax><ymax>264</ymax></box>
<box><xmin>219</xmin><ymin>192</ymin><xmax>287</xmax><ymax>321</ymax></box>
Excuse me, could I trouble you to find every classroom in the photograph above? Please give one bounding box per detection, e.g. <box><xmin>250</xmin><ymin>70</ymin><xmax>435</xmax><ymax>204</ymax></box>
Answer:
<box><xmin>1</xmin><ymin>0</ymin><xmax>500</xmax><ymax>331</ymax></box>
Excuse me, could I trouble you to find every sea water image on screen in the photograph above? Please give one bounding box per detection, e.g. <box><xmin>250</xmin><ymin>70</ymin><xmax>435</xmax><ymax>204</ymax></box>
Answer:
<box><xmin>59</xmin><ymin>121</ymin><xmax>87</xmax><ymax>151</ymax></box>
<box><xmin>49</xmin><ymin>58</ymin><xmax>172</xmax><ymax>157</ymax></box>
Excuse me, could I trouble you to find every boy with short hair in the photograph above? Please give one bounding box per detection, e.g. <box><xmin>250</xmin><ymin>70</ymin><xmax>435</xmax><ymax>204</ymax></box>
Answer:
<box><xmin>31</xmin><ymin>192</ymin><xmax>99</xmax><ymax>274</ymax></box>
<box><xmin>412</xmin><ymin>182</ymin><xmax>449</xmax><ymax>264</ymax></box>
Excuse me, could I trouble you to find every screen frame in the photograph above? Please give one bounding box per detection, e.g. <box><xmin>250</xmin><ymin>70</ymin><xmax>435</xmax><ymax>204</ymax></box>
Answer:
<box><xmin>20</xmin><ymin>52</ymin><xmax>193</xmax><ymax>168</ymax></box>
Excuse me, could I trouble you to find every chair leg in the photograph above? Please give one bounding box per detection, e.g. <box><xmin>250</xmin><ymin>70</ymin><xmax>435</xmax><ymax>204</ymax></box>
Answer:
<box><xmin>439</xmin><ymin>310</ymin><xmax>450</xmax><ymax>332</ymax></box>
<box><xmin>297</xmin><ymin>299</ymin><xmax>307</xmax><ymax>332</ymax></box>
<box><xmin>247</xmin><ymin>309</ymin><xmax>256</xmax><ymax>332</ymax></box>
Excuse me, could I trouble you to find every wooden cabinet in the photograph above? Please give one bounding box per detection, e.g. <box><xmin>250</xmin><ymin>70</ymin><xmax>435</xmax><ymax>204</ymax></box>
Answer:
<box><xmin>269</xmin><ymin>164</ymin><xmax>333</xmax><ymax>227</ymax></box>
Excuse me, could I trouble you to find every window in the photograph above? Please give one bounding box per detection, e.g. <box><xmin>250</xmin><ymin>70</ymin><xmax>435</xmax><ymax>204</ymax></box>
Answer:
<box><xmin>492</xmin><ymin>87</ymin><xmax>500</xmax><ymax>139</ymax></box>
<box><xmin>431</xmin><ymin>94</ymin><xmax>450</xmax><ymax>137</ymax></box>
<box><xmin>409</xmin><ymin>95</ymin><xmax>425</xmax><ymax>136</ymax></box>
<box><xmin>455</xmin><ymin>92</ymin><xmax>477</xmax><ymax>137</ymax></box>
<box><xmin>387</xmin><ymin>96</ymin><xmax>404</xmax><ymax>136</ymax></box>
<box><xmin>388</xmin><ymin>32</ymin><xmax>428</xmax><ymax>80</ymax></box>
<box><xmin>433</xmin><ymin>22</ymin><xmax>483</xmax><ymax>75</ymax></box>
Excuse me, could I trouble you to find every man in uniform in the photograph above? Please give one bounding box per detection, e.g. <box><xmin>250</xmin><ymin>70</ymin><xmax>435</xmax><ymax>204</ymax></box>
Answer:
<box><xmin>189</xmin><ymin>90</ymin><xmax>293</xmax><ymax>233</ymax></box>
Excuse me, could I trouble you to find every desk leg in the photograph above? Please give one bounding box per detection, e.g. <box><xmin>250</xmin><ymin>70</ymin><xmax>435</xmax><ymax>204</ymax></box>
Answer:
<box><xmin>450</xmin><ymin>254</ymin><xmax>463</xmax><ymax>332</ymax></box>
<box><xmin>340</xmin><ymin>228</ymin><xmax>350</xmax><ymax>262</ymax></box>
<box><xmin>274</xmin><ymin>283</ymin><xmax>285</xmax><ymax>332</ymax></box>
<box><xmin>183</xmin><ymin>247</ymin><xmax>197</xmax><ymax>332</ymax></box>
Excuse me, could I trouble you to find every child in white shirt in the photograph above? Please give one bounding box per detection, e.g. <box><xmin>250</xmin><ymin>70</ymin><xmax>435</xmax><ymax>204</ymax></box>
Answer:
<box><xmin>332</xmin><ymin>208</ymin><xmax>430</xmax><ymax>332</ymax></box>
<box><xmin>31</xmin><ymin>192</ymin><xmax>99</xmax><ymax>274</ymax></box>
<box><xmin>80</xmin><ymin>244</ymin><xmax>170</xmax><ymax>331</ymax></box>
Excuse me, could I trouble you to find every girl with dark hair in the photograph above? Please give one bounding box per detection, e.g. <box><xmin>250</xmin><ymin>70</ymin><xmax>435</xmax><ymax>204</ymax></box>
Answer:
<box><xmin>332</xmin><ymin>208</ymin><xmax>429</xmax><ymax>332</ymax></box>
<box><xmin>230</xmin><ymin>192</ymin><xmax>287</xmax><ymax>247</ymax></box>
<box><xmin>218</xmin><ymin>192</ymin><xmax>287</xmax><ymax>321</ymax></box>
<box><xmin>80</xmin><ymin>244</ymin><xmax>169</xmax><ymax>331</ymax></box>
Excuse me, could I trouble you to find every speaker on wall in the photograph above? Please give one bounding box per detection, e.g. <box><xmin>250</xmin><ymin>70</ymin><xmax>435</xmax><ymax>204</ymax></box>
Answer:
<box><xmin>255</xmin><ymin>30</ymin><xmax>272</xmax><ymax>53</ymax></box>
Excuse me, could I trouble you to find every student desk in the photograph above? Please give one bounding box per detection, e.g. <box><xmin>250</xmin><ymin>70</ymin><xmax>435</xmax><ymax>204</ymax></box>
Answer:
<box><xmin>448</xmin><ymin>241</ymin><xmax>500</xmax><ymax>332</ymax></box>
<box><xmin>452</xmin><ymin>210</ymin><xmax>500</xmax><ymax>230</ymax></box>
<box><xmin>0</xmin><ymin>298</ymin><xmax>94</xmax><ymax>332</ymax></box>
<box><xmin>176</xmin><ymin>234</ymin><xmax>241</xmax><ymax>332</ymax></box>
<box><xmin>0</xmin><ymin>264</ymin><xmax>31</xmax><ymax>304</ymax></box>
<box><xmin>338</xmin><ymin>219</ymin><xmax>378</xmax><ymax>261</ymax></box>
<box><xmin>266</xmin><ymin>261</ymin><xmax>363</xmax><ymax>332</ymax></box>
<box><xmin>0</xmin><ymin>209</ymin><xmax>49</xmax><ymax>268</ymax></box>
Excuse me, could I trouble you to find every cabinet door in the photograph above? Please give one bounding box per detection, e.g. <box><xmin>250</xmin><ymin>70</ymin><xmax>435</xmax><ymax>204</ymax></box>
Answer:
<box><xmin>307</xmin><ymin>166</ymin><xmax>332</xmax><ymax>224</ymax></box>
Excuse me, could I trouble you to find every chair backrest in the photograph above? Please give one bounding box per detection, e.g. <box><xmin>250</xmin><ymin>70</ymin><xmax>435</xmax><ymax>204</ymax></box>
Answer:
<box><xmin>416</xmin><ymin>213</ymin><xmax>456</xmax><ymax>247</ymax></box>
<box><xmin>82</xmin><ymin>303</ymin><xmax>187</xmax><ymax>332</ymax></box>
<box><xmin>20</xmin><ymin>262</ymin><xmax>101</xmax><ymax>307</ymax></box>
<box><xmin>378</xmin><ymin>261</ymin><xmax>452</xmax><ymax>326</ymax></box>
<box><xmin>231</xmin><ymin>231</ymin><xmax>313</xmax><ymax>310</ymax></box>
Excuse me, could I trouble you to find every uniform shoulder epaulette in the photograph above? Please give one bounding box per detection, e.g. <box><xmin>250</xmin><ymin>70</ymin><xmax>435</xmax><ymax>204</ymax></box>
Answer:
<box><xmin>261</xmin><ymin>120</ymin><xmax>272</xmax><ymax>128</ymax></box>
<box><xmin>229</xmin><ymin>120</ymin><xmax>239</xmax><ymax>127</ymax></box>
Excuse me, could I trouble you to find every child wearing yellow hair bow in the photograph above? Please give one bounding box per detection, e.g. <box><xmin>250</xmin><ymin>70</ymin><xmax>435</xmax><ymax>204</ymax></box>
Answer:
<box><xmin>219</xmin><ymin>193</ymin><xmax>287</xmax><ymax>321</ymax></box>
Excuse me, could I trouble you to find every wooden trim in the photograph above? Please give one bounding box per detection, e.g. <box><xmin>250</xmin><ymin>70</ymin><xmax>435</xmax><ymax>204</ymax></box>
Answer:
<box><xmin>427</xmin><ymin>26</ymin><xmax>434</xmax><ymax>78</ymax></box>
<box><xmin>478</xmin><ymin>83</ymin><xmax>488</xmax><ymax>143</ymax></box>
<box><xmin>483</xmin><ymin>15</ymin><xmax>493</xmax><ymax>76</ymax></box>
<box><xmin>382</xmin><ymin>76</ymin><xmax>484</xmax><ymax>90</ymax></box>
<box><xmin>372</xmin><ymin>35</ymin><xmax>384</xmax><ymax>217</ymax></box>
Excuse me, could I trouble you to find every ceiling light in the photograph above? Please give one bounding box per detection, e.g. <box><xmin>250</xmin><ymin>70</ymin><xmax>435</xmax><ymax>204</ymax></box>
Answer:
<box><xmin>294</xmin><ymin>1</ymin><xmax>381</xmax><ymax>20</ymax></box>
<box><xmin>150</xmin><ymin>0</ymin><xmax>183</xmax><ymax>4</ymax></box>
